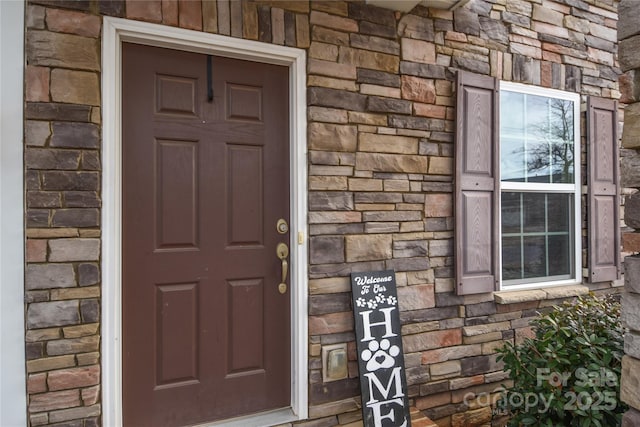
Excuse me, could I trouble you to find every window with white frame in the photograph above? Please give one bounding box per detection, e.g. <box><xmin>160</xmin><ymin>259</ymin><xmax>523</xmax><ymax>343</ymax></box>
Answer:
<box><xmin>499</xmin><ymin>83</ymin><xmax>581</xmax><ymax>289</ymax></box>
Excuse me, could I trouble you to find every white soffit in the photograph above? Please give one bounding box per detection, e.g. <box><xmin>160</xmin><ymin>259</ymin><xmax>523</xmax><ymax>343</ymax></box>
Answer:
<box><xmin>366</xmin><ymin>0</ymin><xmax>421</xmax><ymax>12</ymax></box>
<box><xmin>366</xmin><ymin>0</ymin><xmax>471</xmax><ymax>12</ymax></box>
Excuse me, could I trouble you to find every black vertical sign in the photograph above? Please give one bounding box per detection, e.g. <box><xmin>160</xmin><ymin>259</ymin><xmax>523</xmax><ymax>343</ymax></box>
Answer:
<box><xmin>351</xmin><ymin>270</ymin><xmax>411</xmax><ymax>427</ymax></box>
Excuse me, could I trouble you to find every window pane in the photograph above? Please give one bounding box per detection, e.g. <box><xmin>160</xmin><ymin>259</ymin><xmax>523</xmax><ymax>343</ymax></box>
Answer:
<box><xmin>501</xmin><ymin>137</ymin><xmax>526</xmax><ymax>182</ymax></box>
<box><xmin>502</xmin><ymin>236</ymin><xmax>522</xmax><ymax>280</ymax></box>
<box><xmin>549</xmin><ymin>235</ymin><xmax>571</xmax><ymax>276</ymax></box>
<box><xmin>550</xmin><ymin>141</ymin><xmax>574</xmax><ymax>183</ymax></box>
<box><xmin>501</xmin><ymin>91</ymin><xmax>526</xmax><ymax>182</ymax></box>
<box><xmin>500</xmin><ymin>91</ymin><xmax>524</xmax><ymax>136</ymax></box>
<box><xmin>526</xmin><ymin>141</ymin><xmax>551</xmax><ymax>183</ymax></box>
<box><xmin>550</xmin><ymin>99</ymin><xmax>574</xmax><ymax>140</ymax></box>
<box><xmin>526</xmin><ymin>94</ymin><xmax>549</xmax><ymax>130</ymax></box>
<box><xmin>549</xmin><ymin>99</ymin><xmax>575</xmax><ymax>183</ymax></box>
<box><xmin>524</xmin><ymin>95</ymin><xmax>552</xmax><ymax>183</ymax></box>
<box><xmin>547</xmin><ymin>194</ymin><xmax>572</xmax><ymax>232</ymax></box>
<box><xmin>522</xmin><ymin>193</ymin><xmax>545</xmax><ymax>233</ymax></box>
<box><xmin>523</xmin><ymin>236</ymin><xmax>546</xmax><ymax>278</ymax></box>
<box><xmin>501</xmin><ymin>192</ymin><xmax>521</xmax><ymax>233</ymax></box>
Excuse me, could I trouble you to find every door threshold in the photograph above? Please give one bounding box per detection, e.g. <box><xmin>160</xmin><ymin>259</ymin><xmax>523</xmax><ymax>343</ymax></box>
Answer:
<box><xmin>193</xmin><ymin>408</ymin><xmax>298</xmax><ymax>427</ymax></box>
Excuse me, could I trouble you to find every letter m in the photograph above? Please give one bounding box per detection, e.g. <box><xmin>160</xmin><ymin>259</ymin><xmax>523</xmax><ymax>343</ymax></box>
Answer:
<box><xmin>363</xmin><ymin>367</ymin><xmax>404</xmax><ymax>405</ymax></box>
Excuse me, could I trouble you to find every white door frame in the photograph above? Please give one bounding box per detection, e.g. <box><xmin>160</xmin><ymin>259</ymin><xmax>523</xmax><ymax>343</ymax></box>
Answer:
<box><xmin>101</xmin><ymin>17</ymin><xmax>308</xmax><ymax>426</ymax></box>
<box><xmin>0</xmin><ymin>1</ymin><xmax>27</xmax><ymax>425</ymax></box>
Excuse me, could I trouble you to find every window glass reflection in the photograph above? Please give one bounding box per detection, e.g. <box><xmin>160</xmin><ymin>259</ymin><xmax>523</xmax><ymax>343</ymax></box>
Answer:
<box><xmin>500</xmin><ymin>91</ymin><xmax>574</xmax><ymax>184</ymax></box>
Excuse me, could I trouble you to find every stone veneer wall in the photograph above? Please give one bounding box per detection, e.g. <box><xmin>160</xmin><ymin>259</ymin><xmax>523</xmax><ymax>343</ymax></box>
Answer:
<box><xmin>618</xmin><ymin>0</ymin><xmax>640</xmax><ymax>425</ymax></box>
<box><xmin>22</xmin><ymin>0</ymin><xmax>621</xmax><ymax>426</ymax></box>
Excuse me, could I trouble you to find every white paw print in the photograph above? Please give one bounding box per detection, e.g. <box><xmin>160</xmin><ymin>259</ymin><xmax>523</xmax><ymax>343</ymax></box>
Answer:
<box><xmin>356</xmin><ymin>297</ymin><xmax>366</xmax><ymax>307</ymax></box>
<box><xmin>366</xmin><ymin>300</ymin><xmax>378</xmax><ymax>309</ymax></box>
<box><xmin>386</xmin><ymin>295</ymin><xmax>397</xmax><ymax>306</ymax></box>
<box><xmin>360</xmin><ymin>338</ymin><xmax>400</xmax><ymax>372</ymax></box>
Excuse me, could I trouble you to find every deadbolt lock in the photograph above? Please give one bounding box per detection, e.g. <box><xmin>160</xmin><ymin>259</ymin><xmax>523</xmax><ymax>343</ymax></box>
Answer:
<box><xmin>276</xmin><ymin>218</ymin><xmax>289</xmax><ymax>234</ymax></box>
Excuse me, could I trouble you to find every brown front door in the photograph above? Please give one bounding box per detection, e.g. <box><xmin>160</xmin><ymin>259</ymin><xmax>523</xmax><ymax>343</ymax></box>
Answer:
<box><xmin>122</xmin><ymin>43</ymin><xmax>290</xmax><ymax>426</ymax></box>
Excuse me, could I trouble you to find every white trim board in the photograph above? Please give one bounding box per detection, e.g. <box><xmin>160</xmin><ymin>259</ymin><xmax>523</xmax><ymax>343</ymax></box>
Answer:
<box><xmin>101</xmin><ymin>17</ymin><xmax>308</xmax><ymax>427</ymax></box>
<box><xmin>0</xmin><ymin>1</ymin><xmax>27</xmax><ymax>426</ymax></box>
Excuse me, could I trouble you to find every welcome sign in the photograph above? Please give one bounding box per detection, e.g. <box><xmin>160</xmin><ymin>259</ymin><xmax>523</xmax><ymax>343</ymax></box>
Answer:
<box><xmin>351</xmin><ymin>270</ymin><xmax>411</xmax><ymax>427</ymax></box>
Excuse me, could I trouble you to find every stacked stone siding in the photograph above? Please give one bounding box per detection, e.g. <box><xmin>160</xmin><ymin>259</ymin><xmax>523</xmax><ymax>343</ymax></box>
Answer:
<box><xmin>24</xmin><ymin>3</ymin><xmax>102</xmax><ymax>426</ymax></box>
<box><xmin>22</xmin><ymin>0</ymin><xmax>620</xmax><ymax>426</ymax></box>
<box><xmin>618</xmin><ymin>0</ymin><xmax>640</xmax><ymax>425</ymax></box>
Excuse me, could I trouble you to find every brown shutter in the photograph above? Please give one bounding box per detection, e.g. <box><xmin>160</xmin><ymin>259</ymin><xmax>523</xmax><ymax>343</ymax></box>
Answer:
<box><xmin>455</xmin><ymin>71</ymin><xmax>499</xmax><ymax>295</ymax></box>
<box><xmin>587</xmin><ymin>97</ymin><xmax>620</xmax><ymax>282</ymax></box>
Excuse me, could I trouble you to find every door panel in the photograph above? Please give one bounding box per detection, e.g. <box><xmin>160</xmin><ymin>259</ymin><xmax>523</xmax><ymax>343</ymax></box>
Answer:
<box><xmin>155</xmin><ymin>283</ymin><xmax>199</xmax><ymax>387</ymax></box>
<box><xmin>122</xmin><ymin>43</ymin><xmax>290</xmax><ymax>427</ymax></box>
<box><xmin>227</xmin><ymin>144</ymin><xmax>263</xmax><ymax>245</ymax></box>
<box><xmin>155</xmin><ymin>139</ymin><xmax>199</xmax><ymax>249</ymax></box>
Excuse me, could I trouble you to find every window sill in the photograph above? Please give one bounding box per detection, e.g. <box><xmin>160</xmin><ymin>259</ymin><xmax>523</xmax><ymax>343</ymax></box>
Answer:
<box><xmin>494</xmin><ymin>284</ymin><xmax>590</xmax><ymax>305</ymax></box>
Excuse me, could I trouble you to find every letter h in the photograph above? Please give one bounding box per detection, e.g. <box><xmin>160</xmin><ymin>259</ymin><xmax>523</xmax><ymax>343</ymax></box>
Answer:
<box><xmin>359</xmin><ymin>307</ymin><xmax>397</xmax><ymax>342</ymax></box>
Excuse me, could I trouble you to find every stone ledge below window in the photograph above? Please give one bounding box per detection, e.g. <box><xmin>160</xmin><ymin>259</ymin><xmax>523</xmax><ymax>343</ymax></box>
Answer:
<box><xmin>494</xmin><ymin>285</ymin><xmax>590</xmax><ymax>305</ymax></box>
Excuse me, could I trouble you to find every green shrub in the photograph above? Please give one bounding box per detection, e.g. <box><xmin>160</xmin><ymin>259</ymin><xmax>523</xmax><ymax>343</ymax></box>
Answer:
<box><xmin>496</xmin><ymin>293</ymin><xmax>627</xmax><ymax>427</ymax></box>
